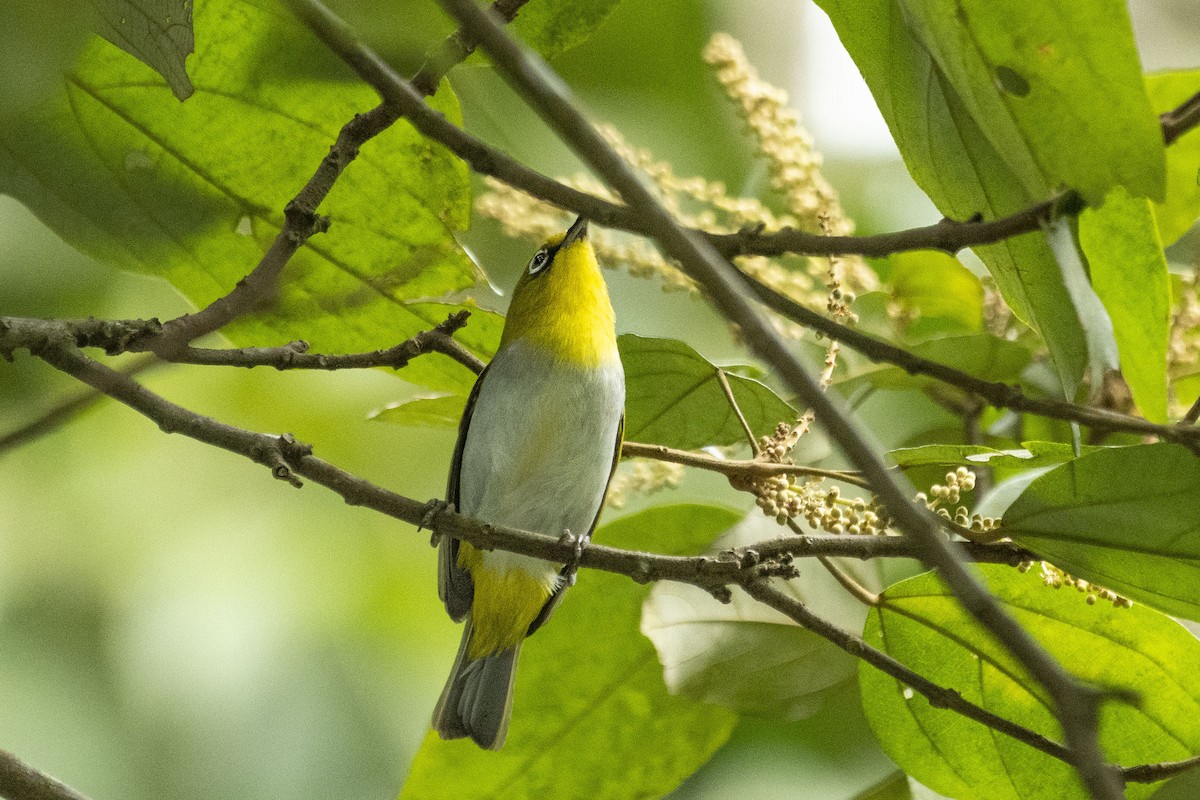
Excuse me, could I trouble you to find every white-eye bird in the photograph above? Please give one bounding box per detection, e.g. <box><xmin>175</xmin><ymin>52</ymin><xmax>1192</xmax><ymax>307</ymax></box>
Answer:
<box><xmin>433</xmin><ymin>216</ymin><xmax>625</xmax><ymax>750</ymax></box>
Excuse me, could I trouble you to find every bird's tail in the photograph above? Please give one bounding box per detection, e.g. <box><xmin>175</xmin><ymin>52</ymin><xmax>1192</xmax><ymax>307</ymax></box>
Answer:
<box><xmin>432</xmin><ymin>617</ymin><xmax>521</xmax><ymax>750</ymax></box>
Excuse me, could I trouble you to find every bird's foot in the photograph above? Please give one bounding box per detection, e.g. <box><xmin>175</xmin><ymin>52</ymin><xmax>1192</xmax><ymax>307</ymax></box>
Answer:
<box><xmin>558</xmin><ymin>529</ymin><xmax>588</xmax><ymax>588</ymax></box>
<box><xmin>420</xmin><ymin>498</ymin><xmax>453</xmax><ymax>544</ymax></box>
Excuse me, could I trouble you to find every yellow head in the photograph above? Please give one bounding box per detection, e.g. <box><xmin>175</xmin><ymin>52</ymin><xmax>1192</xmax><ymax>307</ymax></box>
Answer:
<box><xmin>499</xmin><ymin>217</ymin><xmax>618</xmax><ymax>367</ymax></box>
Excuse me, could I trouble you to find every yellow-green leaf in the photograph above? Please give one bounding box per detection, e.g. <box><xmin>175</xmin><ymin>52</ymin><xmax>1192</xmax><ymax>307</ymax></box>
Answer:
<box><xmin>862</xmin><ymin>566</ymin><xmax>1200</xmax><ymax>800</ymax></box>
<box><xmin>1079</xmin><ymin>188</ymin><xmax>1171</xmax><ymax>423</ymax></box>
<box><xmin>1147</xmin><ymin>70</ymin><xmax>1200</xmax><ymax>245</ymax></box>
<box><xmin>0</xmin><ymin>0</ymin><xmax>496</xmax><ymax>393</ymax></box>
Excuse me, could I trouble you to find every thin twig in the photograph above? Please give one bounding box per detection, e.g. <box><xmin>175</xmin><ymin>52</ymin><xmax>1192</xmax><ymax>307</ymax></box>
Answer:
<box><xmin>783</xmin><ymin>518</ymin><xmax>881</xmax><ymax>605</ymax></box>
<box><xmin>817</xmin><ymin>556</ymin><xmax>880</xmax><ymax>605</ymax></box>
<box><xmin>1121</xmin><ymin>754</ymin><xmax>1200</xmax><ymax>784</ymax></box>
<box><xmin>619</xmin><ymin>441</ymin><xmax>870</xmax><ymax>488</ymax></box>
<box><xmin>172</xmin><ymin>311</ymin><xmax>485</xmax><ymax>373</ymax></box>
<box><xmin>715</xmin><ymin>368</ymin><xmax>760</xmax><ymax>453</ymax></box>
<box><xmin>1162</xmin><ymin>89</ymin><xmax>1200</xmax><ymax>146</ymax></box>
<box><xmin>0</xmin><ymin>355</ymin><xmax>157</xmax><ymax>458</ymax></box>
<box><xmin>738</xmin><ymin>577</ymin><xmax>1071</xmax><ymax>760</ymax></box>
<box><xmin>1184</xmin><ymin>394</ymin><xmax>1200</xmax><ymax>426</ymax></box>
<box><xmin>410</xmin><ymin>0</ymin><xmax>531</xmax><ymax>95</ymax></box>
<box><xmin>0</xmin><ymin>748</ymin><xmax>91</xmax><ymax>800</ymax></box>
<box><xmin>423</xmin><ymin>2</ymin><xmax>1122</xmax><ymax>795</ymax></box>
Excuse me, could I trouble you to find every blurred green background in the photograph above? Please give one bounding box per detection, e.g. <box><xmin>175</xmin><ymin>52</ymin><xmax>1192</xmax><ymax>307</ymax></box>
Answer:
<box><xmin>1</xmin><ymin>1</ymin><xmax>1197</xmax><ymax>798</ymax></box>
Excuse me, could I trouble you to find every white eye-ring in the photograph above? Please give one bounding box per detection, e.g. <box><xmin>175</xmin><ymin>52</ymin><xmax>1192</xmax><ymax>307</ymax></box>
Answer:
<box><xmin>528</xmin><ymin>248</ymin><xmax>550</xmax><ymax>275</ymax></box>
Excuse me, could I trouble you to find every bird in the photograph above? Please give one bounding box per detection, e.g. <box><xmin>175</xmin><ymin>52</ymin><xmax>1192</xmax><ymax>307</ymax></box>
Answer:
<box><xmin>432</xmin><ymin>216</ymin><xmax>625</xmax><ymax>750</ymax></box>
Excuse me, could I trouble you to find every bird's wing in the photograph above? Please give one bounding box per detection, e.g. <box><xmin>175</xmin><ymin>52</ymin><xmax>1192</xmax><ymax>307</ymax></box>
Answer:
<box><xmin>526</xmin><ymin>412</ymin><xmax>624</xmax><ymax>636</ymax></box>
<box><xmin>439</xmin><ymin>364</ymin><xmax>490</xmax><ymax>622</ymax></box>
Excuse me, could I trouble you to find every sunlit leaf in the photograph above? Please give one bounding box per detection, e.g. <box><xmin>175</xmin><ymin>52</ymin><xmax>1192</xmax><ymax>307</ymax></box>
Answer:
<box><xmin>897</xmin><ymin>0</ymin><xmax>1164</xmax><ymax>205</ymax></box>
<box><xmin>511</xmin><ymin>0</ymin><xmax>625</xmax><ymax>58</ymax></box>
<box><xmin>1003</xmin><ymin>443</ymin><xmax>1200</xmax><ymax>621</ymax></box>
<box><xmin>0</xmin><ymin>0</ymin><xmax>496</xmax><ymax>394</ymax></box>
<box><xmin>402</xmin><ymin>504</ymin><xmax>740</xmax><ymax>800</ymax></box>
<box><xmin>642</xmin><ymin>513</ymin><xmax>879</xmax><ymax>719</ymax></box>
<box><xmin>861</xmin><ymin>566</ymin><xmax>1200</xmax><ymax>800</ymax></box>
<box><xmin>888</xmin><ymin>250</ymin><xmax>983</xmax><ymax>337</ymax></box>
<box><xmin>94</xmin><ymin>0</ymin><xmax>194</xmax><ymax>100</ymax></box>
<box><xmin>369</xmin><ymin>394</ymin><xmax>467</xmax><ymax>429</ymax></box>
<box><xmin>620</xmin><ymin>335</ymin><xmax>794</xmax><ymax>450</ymax></box>
<box><xmin>1079</xmin><ymin>188</ymin><xmax>1171</xmax><ymax>423</ymax></box>
<box><xmin>1147</xmin><ymin>69</ymin><xmax>1200</xmax><ymax>245</ymax></box>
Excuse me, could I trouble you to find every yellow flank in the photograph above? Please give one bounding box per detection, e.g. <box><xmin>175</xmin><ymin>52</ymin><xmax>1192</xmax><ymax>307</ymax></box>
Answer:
<box><xmin>499</xmin><ymin>232</ymin><xmax>618</xmax><ymax>367</ymax></box>
<box><xmin>458</xmin><ymin>542</ymin><xmax>552</xmax><ymax>660</ymax></box>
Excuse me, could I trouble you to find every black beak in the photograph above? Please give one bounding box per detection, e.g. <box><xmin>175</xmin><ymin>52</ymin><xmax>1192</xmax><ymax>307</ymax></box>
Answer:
<box><xmin>563</xmin><ymin>216</ymin><xmax>589</xmax><ymax>246</ymax></box>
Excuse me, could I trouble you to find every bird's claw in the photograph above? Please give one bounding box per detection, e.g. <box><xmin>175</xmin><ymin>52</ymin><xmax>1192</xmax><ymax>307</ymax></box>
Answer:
<box><xmin>420</xmin><ymin>498</ymin><xmax>452</xmax><ymax>543</ymax></box>
<box><xmin>558</xmin><ymin>529</ymin><xmax>588</xmax><ymax>588</ymax></box>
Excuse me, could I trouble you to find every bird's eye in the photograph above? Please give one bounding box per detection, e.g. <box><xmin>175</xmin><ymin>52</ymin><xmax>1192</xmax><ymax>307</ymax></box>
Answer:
<box><xmin>528</xmin><ymin>249</ymin><xmax>550</xmax><ymax>275</ymax></box>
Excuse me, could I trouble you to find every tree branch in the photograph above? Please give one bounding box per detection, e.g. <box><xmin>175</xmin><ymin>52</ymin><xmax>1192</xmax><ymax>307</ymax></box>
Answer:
<box><xmin>2</xmin><ymin>338</ymin><xmax>1095</xmax><ymax>780</ymax></box>
<box><xmin>421</xmin><ymin>1</ymin><xmax>1123</xmax><ymax>795</ymax></box>
<box><xmin>0</xmin><ymin>748</ymin><xmax>91</xmax><ymax>800</ymax></box>
<box><xmin>410</xmin><ymin>0</ymin><xmax>531</xmax><ymax>96</ymax></box>
<box><xmin>15</xmin><ymin>326</ymin><xmax>1188</xmax><ymax>785</ymax></box>
<box><xmin>1121</xmin><ymin>754</ymin><xmax>1200</xmax><ymax>785</ymax></box>
<box><xmin>169</xmin><ymin>311</ymin><xmax>485</xmax><ymax>373</ymax></box>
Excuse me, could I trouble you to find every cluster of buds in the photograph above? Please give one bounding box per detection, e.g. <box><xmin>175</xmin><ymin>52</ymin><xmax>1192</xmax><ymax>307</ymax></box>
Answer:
<box><xmin>1019</xmin><ymin>561</ymin><xmax>1133</xmax><ymax>608</ymax></box>
<box><xmin>758</xmin><ymin>421</ymin><xmax>802</xmax><ymax>462</ymax></box>
<box><xmin>914</xmin><ymin>467</ymin><xmax>1001</xmax><ymax>537</ymax></box>
<box><xmin>747</xmin><ymin>422</ymin><xmax>891</xmax><ymax>533</ymax></box>
<box><xmin>919</xmin><ymin>466</ymin><xmax>978</xmax><ymax>506</ymax></box>
<box><xmin>750</xmin><ymin>476</ymin><xmax>889</xmax><ymax>536</ymax></box>
<box><xmin>605</xmin><ymin>460</ymin><xmax>684</xmax><ymax>509</ymax></box>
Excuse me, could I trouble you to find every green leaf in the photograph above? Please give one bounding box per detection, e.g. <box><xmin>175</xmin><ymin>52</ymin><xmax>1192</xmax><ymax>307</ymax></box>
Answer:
<box><xmin>94</xmin><ymin>0</ymin><xmax>194</xmax><ymax>100</ymax></box>
<box><xmin>0</xmin><ymin>0</ymin><xmax>497</xmax><ymax>394</ymax></box>
<box><xmin>620</xmin><ymin>335</ymin><xmax>794</xmax><ymax>450</ymax></box>
<box><xmin>642</xmin><ymin>514</ymin><xmax>879</xmax><ymax>719</ymax></box>
<box><xmin>861</xmin><ymin>566</ymin><xmax>1200</xmax><ymax>800</ymax></box>
<box><xmin>1079</xmin><ymin>188</ymin><xmax>1171</xmax><ymax>423</ymax></box>
<box><xmin>1147</xmin><ymin>70</ymin><xmax>1200</xmax><ymax>245</ymax></box>
<box><xmin>813</xmin><ymin>0</ymin><xmax>1167</xmax><ymax>397</ymax></box>
<box><xmin>888</xmin><ymin>442</ymin><xmax>1099</xmax><ymax>470</ymax></box>
<box><xmin>898</xmin><ymin>0</ymin><xmax>1165</xmax><ymax>205</ymax></box>
<box><xmin>401</xmin><ymin>504</ymin><xmax>740</xmax><ymax>800</ymax></box>
<box><xmin>510</xmin><ymin>0</ymin><xmax>625</xmax><ymax>59</ymax></box>
<box><xmin>888</xmin><ymin>250</ymin><xmax>983</xmax><ymax>337</ymax></box>
<box><xmin>1003</xmin><ymin>443</ymin><xmax>1200</xmax><ymax>621</ymax></box>
<box><xmin>369</xmin><ymin>394</ymin><xmax>467</xmax><ymax>429</ymax></box>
